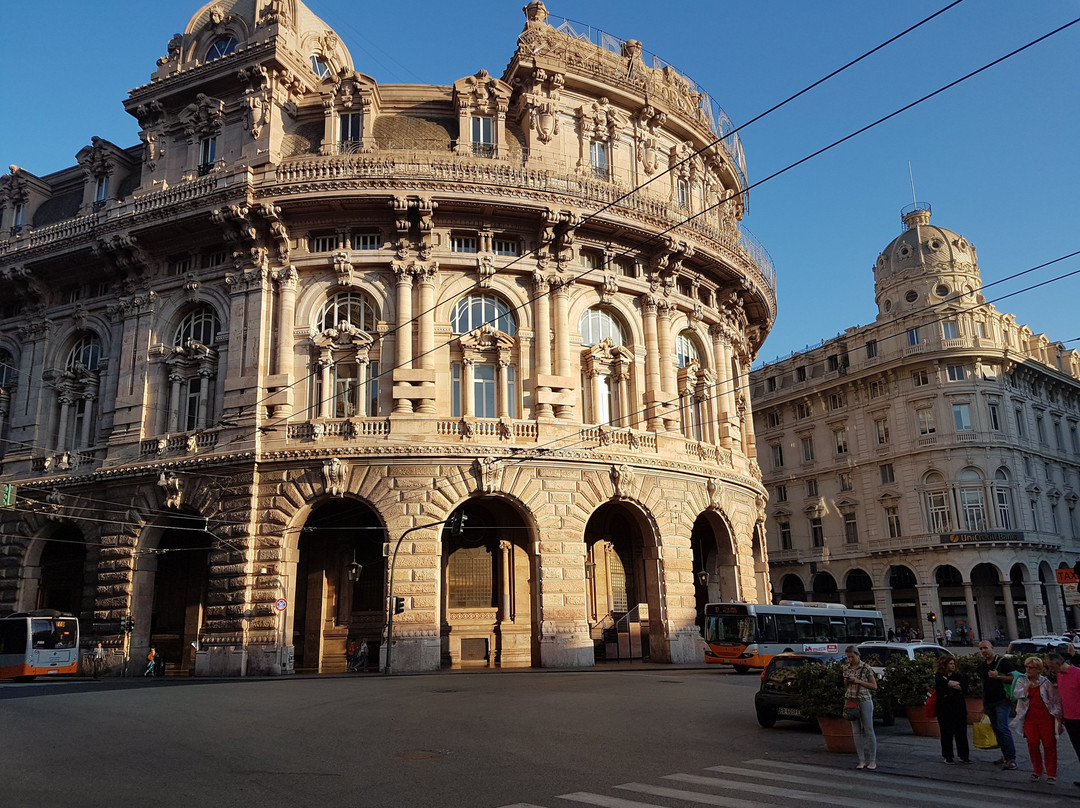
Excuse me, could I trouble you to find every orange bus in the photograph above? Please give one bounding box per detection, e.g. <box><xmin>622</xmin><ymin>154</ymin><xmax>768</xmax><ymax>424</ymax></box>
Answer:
<box><xmin>0</xmin><ymin>610</ymin><xmax>80</xmax><ymax>681</ymax></box>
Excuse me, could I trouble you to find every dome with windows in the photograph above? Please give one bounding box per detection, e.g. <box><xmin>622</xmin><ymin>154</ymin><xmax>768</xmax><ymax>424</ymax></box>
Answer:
<box><xmin>873</xmin><ymin>205</ymin><xmax>983</xmax><ymax>319</ymax></box>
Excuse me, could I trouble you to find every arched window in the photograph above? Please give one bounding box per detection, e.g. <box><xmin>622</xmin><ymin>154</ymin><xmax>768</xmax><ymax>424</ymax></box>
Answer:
<box><xmin>174</xmin><ymin>306</ymin><xmax>220</xmax><ymax>347</ymax></box>
<box><xmin>995</xmin><ymin>468</ymin><xmax>1013</xmax><ymax>530</ymax></box>
<box><xmin>310</xmin><ymin>55</ymin><xmax>331</xmax><ymax>78</ymax></box>
<box><xmin>676</xmin><ymin>331</ymin><xmax>699</xmax><ymax>368</ymax></box>
<box><xmin>0</xmin><ymin>349</ymin><xmax>16</xmax><ymax>388</ymax></box>
<box><xmin>924</xmin><ymin>471</ymin><xmax>952</xmax><ymax>533</ymax></box>
<box><xmin>66</xmin><ymin>333</ymin><xmax>102</xmax><ymax>371</ymax></box>
<box><xmin>206</xmin><ymin>37</ymin><xmax>237</xmax><ymax>60</ymax></box>
<box><xmin>579</xmin><ymin>308</ymin><xmax>621</xmax><ymax>347</ymax></box>
<box><xmin>319</xmin><ymin>291</ymin><xmax>378</xmax><ymax>333</ymax></box>
<box><xmin>451</xmin><ymin>294</ymin><xmax>517</xmax><ymax>337</ymax></box>
<box><xmin>957</xmin><ymin>468</ymin><xmax>986</xmax><ymax>531</ymax></box>
<box><xmin>312</xmin><ymin>292</ymin><xmax>381</xmax><ymax>420</ymax></box>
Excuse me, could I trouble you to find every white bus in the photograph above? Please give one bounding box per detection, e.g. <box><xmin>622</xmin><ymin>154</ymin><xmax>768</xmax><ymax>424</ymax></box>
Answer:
<box><xmin>0</xmin><ymin>610</ymin><xmax>80</xmax><ymax>681</ymax></box>
<box><xmin>703</xmin><ymin>601</ymin><xmax>885</xmax><ymax>673</ymax></box>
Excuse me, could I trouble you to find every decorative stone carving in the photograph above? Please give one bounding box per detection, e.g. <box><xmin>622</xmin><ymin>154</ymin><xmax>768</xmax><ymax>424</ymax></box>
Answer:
<box><xmin>157</xmin><ymin>472</ymin><xmax>183</xmax><ymax>509</ymax></box>
<box><xmin>323</xmin><ymin>457</ymin><xmax>348</xmax><ymax>496</ymax></box>
<box><xmin>611</xmin><ymin>464</ymin><xmax>634</xmax><ymax>499</ymax></box>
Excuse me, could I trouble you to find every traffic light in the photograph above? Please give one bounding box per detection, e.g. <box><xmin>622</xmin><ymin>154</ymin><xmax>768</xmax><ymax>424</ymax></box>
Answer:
<box><xmin>927</xmin><ymin>611</ymin><xmax>937</xmax><ymax>624</ymax></box>
<box><xmin>393</xmin><ymin>597</ymin><xmax>405</xmax><ymax>615</ymax></box>
<box><xmin>1</xmin><ymin>483</ymin><xmax>15</xmax><ymax>507</ymax></box>
<box><xmin>447</xmin><ymin>511</ymin><xmax>468</xmax><ymax>536</ymax></box>
<box><xmin>120</xmin><ymin>615</ymin><xmax>135</xmax><ymax>633</ymax></box>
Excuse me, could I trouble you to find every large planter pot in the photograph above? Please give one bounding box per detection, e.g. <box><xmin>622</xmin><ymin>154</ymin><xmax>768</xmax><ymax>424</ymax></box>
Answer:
<box><xmin>906</xmin><ymin>705</ymin><xmax>941</xmax><ymax>737</ymax></box>
<box><xmin>817</xmin><ymin>716</ymin><xmax>857</xmax><ymax>753</ymax></box>
<box><xmin>965</xmin><ymin>697</ymin><xmax>984</xmax><ymax>725</ymax></box>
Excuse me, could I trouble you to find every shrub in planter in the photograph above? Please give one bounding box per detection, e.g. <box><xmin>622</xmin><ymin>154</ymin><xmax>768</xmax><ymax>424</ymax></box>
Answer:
<box><xmin>793</xmin><ymin>659</ymin><xmax>847</xmax><ymax>719</ymax></box>
<box><xmin>954</xmin><ymin>653</ymin><xmax>984</xmax><ymax>699</ymax></box>
<box><xmin>879</xmin><ymin>652</ymin><xmax>937</xmax><ymax>708</ymax></box>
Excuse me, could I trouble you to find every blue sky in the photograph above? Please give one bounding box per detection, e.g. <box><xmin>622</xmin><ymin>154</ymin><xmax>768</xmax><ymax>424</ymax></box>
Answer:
<box><xmin>2</xmin><ymin>1</ymin><xmax>1077</xmax><ymax>364</ymax></box>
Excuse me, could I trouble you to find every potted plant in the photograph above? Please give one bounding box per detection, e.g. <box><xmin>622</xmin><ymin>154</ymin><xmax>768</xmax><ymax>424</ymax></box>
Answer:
<box><xmin>954</xmin><ymin>652</ymin><xmax>985</xmax><ymax>724</ymax></box>
<box><xmin>794</xmin><ymin>659</ymin><xmax>856</xmax><ymax>753</ymax></box>
<box><xmin>880</xmin><ymin>652</ymin><xmax>939</xmax><ymax>736</ymax></box>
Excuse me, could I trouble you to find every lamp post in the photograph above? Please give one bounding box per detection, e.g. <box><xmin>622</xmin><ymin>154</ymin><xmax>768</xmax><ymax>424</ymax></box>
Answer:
<box><xmin>384</xmin><ymin>511</ymin><xmax>466</xmax><ymax>675</ymax></box>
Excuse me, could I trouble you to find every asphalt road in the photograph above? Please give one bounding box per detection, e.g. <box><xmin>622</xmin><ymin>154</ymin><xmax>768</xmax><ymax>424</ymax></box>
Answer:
<box><xmin>1</xmin><ymin>667</ymin><xmax>1073</xmax><ymax>808</ymax></box>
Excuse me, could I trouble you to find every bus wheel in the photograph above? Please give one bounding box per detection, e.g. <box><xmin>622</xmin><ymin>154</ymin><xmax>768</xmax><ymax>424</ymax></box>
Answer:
<box><xmin>756</xmin><ymin>706</ymin><xmax>777</xmax><ymax>728</ymax></box>
<box><xmin>13</xmin><ymin>675</ymin><xmax>37</xmax><ymax>682</ymax></box>
<box><xmin>733</xmin><ymin>665</ymin><xmax>753</xmax><ymax>675</ymax></box>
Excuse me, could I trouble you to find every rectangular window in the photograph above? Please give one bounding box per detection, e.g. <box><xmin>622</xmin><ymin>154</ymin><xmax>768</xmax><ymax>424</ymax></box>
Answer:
<box><xmin>912</xmin><ymin>369</ymin><xmax>928</xmax><ymax>386</ymax></box>
<box><xmin>885</xmin><ymin>506</ymin><xmax>902</xmax><ymax>538</ymax></box>
<box><xmin>796</xmin><ymin>402</ymin><xmax>811</xmax><ymax>420</ymax></box>
<box><xmin>775</xmin><ymin>484</ymin><xmax>788</xmax><ymax>503</ymax></box>
<box><xmin>451</xmin><ymin>236</ymin><xmax>478</xmax><ymax>253</ymax></box>
<box><xmin>800</xmin><ymin>436</ymin><xmax>815</xmax><ymax>462</ymax></box>
<box><xmin>829</xmin><ymin>393</ymin><xmax>845</xmax><ymax>410</ymax></box>
<box><xmin>1053</xmin><ymin>420</ymin><xmax>1063</xmax><ymax>451</ymax></box>
<box><xmin>827</xmin><ymin>355</ymin><xmax>839</xmax><ymax>372</ymax></box>
<box><xmin>474</xmin><ymin>363</ymin><xmax>497</xmax><ymax>418</ymax></box>
<box><xmin>952</xmin><ymin>403</ymin><xmax>972</xmax><ymax>431</ymax></box>
<box><xmin>676</xmin><ymin>179</ymin><xmax>689</xmax><ymax>209</ymax></box>
<box><xmin>311</xmin><ymin>234</ymin><xmax>337</xmax><ymax>253</ymax></box>
<box><xmin>204</xmin><ymin>250</ymin><xmax>228</xmax><ymax>267</ymax></box>
<box><xmin>917</xmin><ymin>408</ymin><xmax>936</xmax><ymax>435</ymax></box>
<box><xmin>988</xmin><ymin>403</ymin><xmax>1001</xmax><ymax>431</ymax></box>
<box><xmin>796</xmin><ymin>366</ymin><xmax>807</xmax><ymax>382</ymax></box>
<box><xmin>493</xmin><ymin>239</ymin><xmax>518</xmax><ymax>257</ymax></box>
<box><xmin>589</xmin><ymin>141</ymin><xmax>609</xmax><ymax>179</ymax></box>
<box><xmin>806</xmin><ymin>478</ymin><xmax>818</xmax><ymax>498</ymax></box>
<box><xmin>1015</xmin><ymin>409</ymin><xmax>1025</xmax><ymax>437</ymax></box>
<box><xmin>198</xmin><ymin>136</ymin><xmax>217</xmax><ymax>175</ymax></box>
<box><xmin>766</xmin><ymin>411</ymin><xmax>782</xmax><ymax>429</ymax></box>
<box><xmin>866</xmin><ymin>340</ymin><xmax>878</xmax><ymax>359</ymax></box>
<box><xmin>355</xmin><ymin>232</ymin><xmax>381</xmax><ymax>250</ymax></box>
<box><xmin>869</xmin><ymin>380</ymin><xmax>884</xmax><ymax>399</ymax></box>
<box><xmin>942</xmin><ymin>320</ymin><xmax>959</xmax><ymax>340</ymax></box>
<box><xmin>844</xmin><ymin>513</ymin><xmax>859</xmax><ymax>544</ymax></box>
<box><xmin>340</xmin><ymin>112</ymin><xmax>363</xmax><ymax>143</ymax></box>
<box><xmin>839</xmin><ymin>472</ymin><xmax>853</xmax><ymax>491</ymax></box>
<box><xmin>960</xmin><ymin>488</ymin><xmax>986</xmax><ymax>531</ymax></box>
<box><xmin>451</xmin><ymin>363</ymin><xmax>461</xmax><ymax>417</ymax></box>
<box><xmin>947</xmin><ymin>364</ymin><xmax>964</xmax><ymax>381</ymax></box>
<box><xmin>1071</xmin><ymin>423</ymin><xmax>1080</xmax><ymax>454</ymax></box>
<box><xmin>996</xmin><ymin>488</ymin><xmax>1012</xmax><ymax>530</ymax></box>
<box><xmin>834</xmin><ymin>429</ymin><xmax>848</xmax><ymax>455</ymax></box>
<box><xmin>94</xmin><ymin>176</ymin><xmax>109</xmax><ymax>206</ymax></box>
<box><xmin>184</xmin><ymin>377</ymin><xmax>202</xmax><ymax>432</ymax></box>
<box><xmin>1036</xmin><ymin>414</ymin><xmax>1047</xmax><ymax>445</ymax></box>
<box><xmin>1024</xmin><ymin>456</ymin><xmax>1033</xmax><ymax>477</ymax></box>
<box><xmin>367</xmin><ymin>361</ymin><xmax>380</xmax><ymax>417</ymax></box>
<box><xmin>65</xmin><ymin>286</ymin><xmax>82</xmax><ymax>304</ymax></box>
<box><xmin>880</xmin><ymin>463</ymin><xmax>895</xmax><ymax>485</ymax></box>
<box><xmin>579</xmin><ymin>252</ymin><xmax>601</xmax><ymax>269</ymax></box>
<box><xmin>766</xmin><ymin>376</ymin><xmax>777</xmax><ymax>393</ymax></box>
<box><xmin>471</xmin><ymin>116</ymin><xmax>494</xmax><ymax>156</ymax></box>
<box><xmin>810</xmin><ymin>518</ymin><xmax>825</xmax><ymax>547</ymax></box>
<box><xmin>907</xmin><ymin>327</ymin><xmax>921</xmax><ymax>346</ymax></box>
<box><xmin>928</xmin><ymin>491</ymin><xmax>951</xmax><ymax>533</ymax></box>
<box><xmin>507</xmin><ymin>364</ymin><xmax>517</xmax><ymax>419</ymax></box>
<box><xmin>770</xmin><ymin>444</ymin><xmax>784</xmax><ymax>470</ymax></box>
<box><xmin>874</xmin><ymin>418</ymin><xmax>890</xmax><ymax>446</ymax></box>
<box><xmin>1030</xmin><ymin>499</ymin><xmax>1040</xmax><ymax>532</ymax></box>
<box><xmin>779</xmin><ymin>521</ymin><xmax>792</xmax><ymax>550</ymax></box>
<box><xmin>173</xmin><ymin>256</ymin><xmax>193</xmax><ymax>275</ymax></box>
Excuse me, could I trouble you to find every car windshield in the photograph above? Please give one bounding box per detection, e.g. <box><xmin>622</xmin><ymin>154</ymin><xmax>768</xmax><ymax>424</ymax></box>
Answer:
<box><xmin>858</xmin><ymin>647</ymin><xmax>905</xmax><ymax>666</ymax></box>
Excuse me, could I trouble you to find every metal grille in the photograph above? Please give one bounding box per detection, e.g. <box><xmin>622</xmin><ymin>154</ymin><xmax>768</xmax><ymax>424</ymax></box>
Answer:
<box><xmin>448</xmin><ymin>546</ymin><xmax>493</xmax><ymax>608</ymax></box>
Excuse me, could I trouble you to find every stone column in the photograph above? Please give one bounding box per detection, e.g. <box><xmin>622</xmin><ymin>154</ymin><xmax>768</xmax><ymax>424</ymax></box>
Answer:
<box><xmin>499</xmin><ymin>540</ymin><xmax>513</xmax><ymax>621</ymax></box>
<box><xmin>873</xmin><ymin>586</ymin><xmax>895</xmax><ymax>631</ymax></box>
<box><xmin>196</xmin><ymin>367</ymin><xmax>213</xmax><ymax>430</ymax></box>
<box><xmin>167</xmin><ymin>372</ymin><xmax>183</xmax><ymax>432</ymax></box>
<box><xmin>273</xmin><ymin>266</ymin><xmax>298</xmax><ymax>418</ymax></box>
<box><xmin>79</xmin><ymin>393</ymin><xmax>95</xmax><ymax>448</ymax></box>
<box><xmin>1045</xmin><ymin>581</ymin><xmax>1068</xmax><ymax>636</ymax></box>
<box><xmin>393</xmin><ymin>264</ymin><xmax>414</xmax><ymax>414</ymax></box>
<box><xmin>962</xmin><ymin>582</ymin><xmax>979</xmax><ymax>641</ymax></box>
<box><xmin>319</xmin><ymin>354</ymin><xmax>333</xmax><ymax>419</ymax></box>
<box><xmin>497</xmin><ymin>360</ymin><xmax>510</xmax><ymax>419</ymax></box>
<box><xmin>533</xmin><ymin>274</ymin><xmax>553</xmax><ymax>418</ymax></box>
<box><xmin>1024</xmin><ymin>580</ymin><xmax>1048</xmax><ymax>635</ymax></box>
<box><xmin>416</xmin><ymin>265</ymin><xmax>437</xmax><ymax>414</ymax></box>
<box><xmin>552</xmin><ymin>281</ymin><xmax>573</xmax><ymax>420</ymax></box>
<box><xmin>1002</xmin><ymin>584</ymin><xmax>1019</xmax><ymax>641</ymax></box>
<box><xmin>462</xmin><ymin>358</ymin><xmax>475</xmax><ymax>418</ymax></box>
<box><xmin>656</xmin><ymin>301</ymin><xmax>678</xmax><ymax>431</ymax></box>
<box><xmin>55</xmin><ymin>392</ymin><xmax>73</xmax><ymax>451</ymax></box>
<box><xmin>641</xmin><ymin>296</ymin><xmax>662</xmax><ymax>431</ymax></box>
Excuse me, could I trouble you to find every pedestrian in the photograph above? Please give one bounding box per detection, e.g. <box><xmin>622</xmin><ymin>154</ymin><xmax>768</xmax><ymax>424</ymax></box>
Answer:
<box><xmin>977</xmin><ymin>639</ymin><xmax>1018</xmax><ymax>769</ymax></box>
<box><xmin>887</xmin><ymin>627</ymin><xmax>896</xmax><ymax>642</ymax></box>
<box><xmin>346</xmin><ymin>639</ymin><xmax>357</xmax><ymax>671</ymax></box>
<box><xmin>93</xmin><ymin>642</ymin><xmax>106</xmax><ymax>679</ymax></box>
<box><xmin>144</xmin><ymin>647</ymin><xmax>156</xmax><ymax>677</ymax></box>
<box><xmin>1047</xmin><ymin>652</ymin><xmax>1080</xmax><ymax>789</ymax></box>
<box><xmin>843</xmin><ymin>645</ymin><xmax>878</xmax><ymax>770</ymax></box>
<box><xmin>945</xmin><ymin>628</ymin><xmax>953</xmax><ymax>647</ymax></box>
<box><xmin>1010</xmin><ymin>656</ymin><xmax>1062</xmax><ymax>784</ymax></box>
<box><xmin>993</xmin><ymin>627</ymin><xmax>1004</xmax><ymax>646</ymax></box>
<box><xmin>935</xmin><ymin>656</ymin><xmax>971</xmax><ymax>764</ymax></box>
<box><xmin>358</xmin><ymin>640</ymin><xmax>369</xmax><ymax>671</ymax></box>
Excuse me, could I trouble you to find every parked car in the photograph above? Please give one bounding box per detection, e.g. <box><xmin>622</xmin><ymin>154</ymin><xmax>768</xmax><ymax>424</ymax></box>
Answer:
<box><xmin>857</xmin><ymin>641</ymin><xmax>952</xmax><ymax>677</ymax></box>
<box><xmin>754</xmin><ymin>651</ymin><xmax>845</xmax><ymax>727</ymax></box>
<box><xmin>1006</xmin><ymin>635</ymin><xmax>1074</xmax><ymax>657</ymax></box>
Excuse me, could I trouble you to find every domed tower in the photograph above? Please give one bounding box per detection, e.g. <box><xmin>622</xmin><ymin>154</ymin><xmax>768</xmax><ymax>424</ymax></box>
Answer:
<box><xmin>873</xmin><ymin>204</ymin><xmax>983</xmax><ymax>322</ymax></box>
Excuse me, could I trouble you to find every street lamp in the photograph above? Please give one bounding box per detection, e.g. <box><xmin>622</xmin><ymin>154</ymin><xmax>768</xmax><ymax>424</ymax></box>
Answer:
<box><xmin>695</xmin><ymin>570</ymin><xmax>710</xmax><ymax>588</ymax></box>
<box><xmin>384</xmin><ymin>511</ymin><xmax>467</xmax><ymax>675</ymax></box>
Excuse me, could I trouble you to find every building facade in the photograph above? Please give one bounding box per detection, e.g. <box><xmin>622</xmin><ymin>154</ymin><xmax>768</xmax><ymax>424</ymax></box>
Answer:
<box><xmin>0</xmin><ymin>1</ymin><xmax>775</xmax><ymax>674</ymax></box>
<box><xmin>751</xmin><ymin>205</ymin><xmax>1080</xmax><ymax>642</ymax></box>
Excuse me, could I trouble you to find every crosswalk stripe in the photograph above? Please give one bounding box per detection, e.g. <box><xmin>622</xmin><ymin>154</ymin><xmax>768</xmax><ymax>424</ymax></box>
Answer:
<box><xmin>618</xmin><ymin>780</ymin><xmax>863</xmax><ymax>807</ymax></box>
<box><xmin>695</xmin><ymin>765</ymin><xmax>1001</xmax><ymax>808</ymax></box>
<box><xmin>499</xmin><ymin>804</ymin><xmax>550</xmax><ymax>807</ymax></box>
<box><xmin>555</xmin><ymin>793</ymin><xmax>684</xmax><ymax>808</ymax></box>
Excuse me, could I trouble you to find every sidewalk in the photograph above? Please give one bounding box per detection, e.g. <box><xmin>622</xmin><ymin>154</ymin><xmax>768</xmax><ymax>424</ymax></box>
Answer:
<box><xmin>784</xmin><ymin>719</ymin><xmax>1080</xmax><ymax>797</ymax></box>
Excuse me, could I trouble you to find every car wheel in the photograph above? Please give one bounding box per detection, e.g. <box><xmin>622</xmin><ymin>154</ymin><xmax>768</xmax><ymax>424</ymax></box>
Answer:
<box><xmin>13</xmin><ymin>675</ymin><xmax>37</xmax><ymax>682</ymax></box>
<box><xmin>756</xmin><ymin>706</ymin><xmax>777</xmax><ymax>728</ymax></box>
<box><xmin>733</xmin><ymin>665</ymin><xmax>753</xmax><ymax>675</ymax></box>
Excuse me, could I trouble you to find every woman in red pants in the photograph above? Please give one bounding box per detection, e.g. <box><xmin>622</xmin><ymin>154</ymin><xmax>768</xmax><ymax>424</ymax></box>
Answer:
<box><xmin>1010</xmin><ymin>656</ymin><xmax>1063</xmax><ymax>783</ymax></box>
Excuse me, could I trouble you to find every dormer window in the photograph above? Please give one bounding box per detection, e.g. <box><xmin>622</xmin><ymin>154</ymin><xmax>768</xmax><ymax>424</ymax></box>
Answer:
<box><xmin>10</xmin><ymin>203</ymin><xmax>24</xmax><ymax>235</ymax></box>
<box><xmin>207</xmin><ymin>37</ymin><xmax>237</xmax><ymax>60</ymax></box>
<box><xmin>311</xmin><ymin>55</ymin><xmax>331</xmax><ymax>78</ymax></box>
<box><xmin>198</xmin><ymin>137</ymin><xmax>216</xmax><ymax>176</ymax></box>
<box><xmin>590</xmin><ymin>141</ymin><xmax>608</xmax><ymax>180</ymax></box>
<box><xmin>93</xmin><ymin>177</ymin><xmax>109</xmax><ymax>211</ymax></box>
<box><xmin>339</xmin><ymin>113</ymin><xmax>363</xmax><ymax>153</ymax></box>
<box><xmin>470</xmin><ymin>117</ymin><xmax>494</xmax><ymax>157</ymax></box>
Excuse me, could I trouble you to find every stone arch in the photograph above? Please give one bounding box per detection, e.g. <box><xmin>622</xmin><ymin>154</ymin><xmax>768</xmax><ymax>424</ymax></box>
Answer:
<box><xmin>568</xmin><ymin>292</ymin><xmax>644</xmax><ymax>350</ymax></box>
<box><xmin>779</xmin><ymin>573</ymin><xmax>805</xmax><ymax>602</ymax></box>
<box><xmin>886</xmin><ymin>563</ymin><xmax>920</xmax><ymax>636</ymax></box>
<box><xmin>971</xmin><ymin>561</ymin><xmax>1006</xmax><ymax>641</ymax></box>
<box><xmin>18</xmin><ymin>521</ymin><xmax>93</xmax><ymax>625</ymax></box>
<box><xmin>690</xmin><ymin>508</ymin><xmax>740</xmax><ymax>621</ymax></box>
<box><xmin>436</xmin><ymin>273</ymin><xmax>532</xmax><ymax>335</ymax></box>
<box><xmin>295</xmin><ymin>273</ymin><xmax>391</xmax><ymax>335</ymax></box>
<box><xmin>844</xmin><ymin>567</ymin><xmax>875</xmax><ymax>609</ymax></box>
<box><xmin>811</xmin><ymin>570</ymin><xmax>839</xmax><ymax>603</ymax></box>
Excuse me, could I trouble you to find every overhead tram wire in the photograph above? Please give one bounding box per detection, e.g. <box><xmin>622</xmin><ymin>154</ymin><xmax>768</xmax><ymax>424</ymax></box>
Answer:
<box><xmin>216</xmin><ymin>1</ymin><xmax>968</xmax><ymax>427</ymax></box>
<box><xmin>215</xmin><ymin>11</ymin><xmax>1080</xmax><ymax>451</ymax></box>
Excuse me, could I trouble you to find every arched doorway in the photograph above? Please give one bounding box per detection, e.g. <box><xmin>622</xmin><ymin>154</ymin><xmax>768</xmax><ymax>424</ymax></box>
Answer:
<box><xmin>441</xmin><ymin>498</ymin><xmax>535</xmax><ymax>668</ymax></box>
<box><xmin>584</xmin><ymin>502</ymin><xmax>662</xmax><ymax>662</ymax></box>
<box><xmin>689</xmin><ymin>511</ymin><xmax>740</xmax><ymax>632</ymax></box>
<box><xmin>34</xmin><ymin>524</ymin><xmax>88</xmax><ymax>617</ymax></box>
<box><xmin>780</xmin><ymin>573</ymin><xmax>805</xmax><ymax>602</ymax></box>
<box><xmin>935</xmin><ymin>565</ymin><xmax>968</xmax><ymax>645</ymax></box>
<box><xmin>844</xmin><ymin>568</ymin><xmax>875</xmax><ymax>609</ymax></box>
<box><xmin>294</xmin><ymin>499</ymin><xmax>385</xmax><ymax>673</ymax></box>
<box><xmin>971</xmin><ymin>562</ymin><xmax>1004</xmax><ymax>641</ymax></box>
<box><xmin>812</xmin><ymin>571</ymin><xmax>840</xmax><ymax>603</ymax></box>
<box><xmin>887</xmin><ymin>565</ymin><xmax>918</xmax><ymax>637</ymax></box>
<box><xmin>144</xmin><ymin>514</ymin><xmax>214</xmax><ymax>674</ymax></box>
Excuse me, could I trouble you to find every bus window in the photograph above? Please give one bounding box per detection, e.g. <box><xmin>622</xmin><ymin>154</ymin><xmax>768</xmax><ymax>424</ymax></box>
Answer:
<box><xmin>31</xmin><ymin>619</ymin><xmax>56</xmax><ymax>649</ymax></box>
<box><xmin>757</xmin><ymin>614</ymin><xmax>778</xmax><ymax>644</ymax></box>
<box><xmin>775</xmin><ymin>614</ymin><xmax>797</xmax><ymax>644</ymax></box>
<box><xmin>830</xmin><ymin>618</ymin><xmax>846</xmax><ymax>640</ymax></box>
<box><xmin>53</xmin><ymin>620</ymin><xmax>76</xmax><ymax>649</ymax></box>
<box><xmin>845</xmin><ymin>617</ymin><xmax>863</xmax><ymax>640</ymax></box>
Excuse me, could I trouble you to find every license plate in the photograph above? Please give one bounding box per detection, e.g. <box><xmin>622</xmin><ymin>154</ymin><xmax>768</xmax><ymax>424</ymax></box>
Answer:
<box><xmin>777</xmin><ymin>707</ymin><xmax>802</xmax><ymax>717</ymax></box>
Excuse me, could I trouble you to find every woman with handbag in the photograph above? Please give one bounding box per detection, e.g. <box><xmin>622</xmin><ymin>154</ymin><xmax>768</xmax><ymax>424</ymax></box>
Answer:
<box><xmin>935</xmin><ymin>656</ymin><xmax>971</xmax><ymax>764</ymax></box>
<box><xmin>843</xmin><ymin>645</ymin><xmax>878</xmax><ymax>770</ymax></box>
<box><xmin>1010</xmin><ymin>656</ymin><xmax>1063</xmax><ymax>783</ymax></box>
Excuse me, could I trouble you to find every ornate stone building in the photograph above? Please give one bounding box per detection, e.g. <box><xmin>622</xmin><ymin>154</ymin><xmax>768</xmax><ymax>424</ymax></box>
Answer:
<box><xmin>751</xmin><ymin>205</ymin><xmax>1080</xmax><ymax>642</ymax></box>
<box><xmin>0</xmin><ymin>1</ymin><xmax>775</xmax><ymax>674</ymax></box>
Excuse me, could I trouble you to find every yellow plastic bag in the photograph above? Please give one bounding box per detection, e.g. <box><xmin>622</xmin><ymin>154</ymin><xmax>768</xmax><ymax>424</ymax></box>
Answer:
<box><xmin>973</xmin><ymin>716</ymin><xmax>998</xmax><ymax>749</ymax></box>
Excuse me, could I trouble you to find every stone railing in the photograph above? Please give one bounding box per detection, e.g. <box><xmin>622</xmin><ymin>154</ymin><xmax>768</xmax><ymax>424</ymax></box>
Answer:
<box><xmin>139</xmin><ymin>430</ymin><xmax>220</xmax><ymax>457</ymax></box>
<box><xmin>285</xmin><ymin>418</ymin><xmax>391</xmax><ymax>442</ymax></box>
<box><xmin>31</xmin><ymin>448</ymin><xmax>102</xmax><ymax>474</ymax></box>
<box><xmin>579</xmin><ymin>425</ymin><xmax>658</xmax><ymax>453</ymax></box>
<box><xmin>435</xmin><ymin>419</ymin><xmax>539</xmax><ymax>441</ymax></box>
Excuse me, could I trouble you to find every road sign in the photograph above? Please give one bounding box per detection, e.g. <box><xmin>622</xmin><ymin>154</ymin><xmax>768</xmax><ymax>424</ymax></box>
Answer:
<box><xmin>274</xmin><ymin>598</ymin><xmax>287</xmax><ymax>612</ymax></box>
